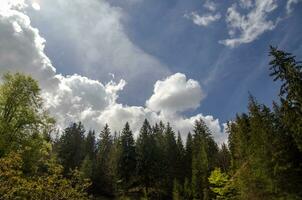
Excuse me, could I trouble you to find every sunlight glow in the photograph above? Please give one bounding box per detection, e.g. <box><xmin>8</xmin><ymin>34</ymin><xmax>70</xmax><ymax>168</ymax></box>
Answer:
<box><xmin>32</xmin><ymin>2</ymin><xmax>40</xmax><ymax>10</ymax></box>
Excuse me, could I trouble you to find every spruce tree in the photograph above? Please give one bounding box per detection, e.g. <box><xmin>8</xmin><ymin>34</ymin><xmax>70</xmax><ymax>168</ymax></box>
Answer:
<box><xmin>185</xmin><ymin>132</ymin><xmax>193</xmax><ymax>182</ymax></box>
<box><xmin>163</xmin><ymin>123</ymin><xmax>178</xmax><ymax>194</ymax></box>
<box><xmin>217</xmin><ymin>143</ymin><xmax>231</xmax><ymax>173</ymax></box>
<box><xmin>192</xmin><ymin>119</ymin><xmax>211</xmax><ymax>200</ymax></box>
<box><xmin>84</xmin><ymin>130</ymin><xmax>96</xmax><ymax>160</ymax></box>
<box><xmin>95</xmin><ymin>124</ymin><xmax>114</xmax><ymax>196</ymax></box>
<box><xmin>57</xmin><ymin>122</ymin><xmax>85</xmax><ymax>174</ymax></box>
<box><xmin>176</xmin><ymin>132</ymin><xmax>185</xmax><ymax>183</ymax></box>
<box><xmin>136</xmin><ymin>119</ymin><xmax>157</xmax><ymax>196</ymax></box>
<box><xmin>269</xmin><ymin>46</ymin><xmax>302</xmax><ymax>152</ymax></box>
<box><xmin>118</xmin><ymin>122</ymin><xmax>136</xmax><ymax>190</ymax></box>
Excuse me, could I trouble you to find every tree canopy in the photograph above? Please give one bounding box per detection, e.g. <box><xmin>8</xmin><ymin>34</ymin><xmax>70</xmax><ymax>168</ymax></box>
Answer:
<box><xmin>0</xmin><ymin>47</ymin><xmax>302</xmax><ymax>199</ymax></box>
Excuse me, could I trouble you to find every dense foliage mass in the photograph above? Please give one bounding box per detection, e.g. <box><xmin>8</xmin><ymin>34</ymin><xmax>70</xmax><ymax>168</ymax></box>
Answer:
<box><xmin>0</xmin><ymin>47</ymin><xmax>301</xmax><ymax>199</ymax></box>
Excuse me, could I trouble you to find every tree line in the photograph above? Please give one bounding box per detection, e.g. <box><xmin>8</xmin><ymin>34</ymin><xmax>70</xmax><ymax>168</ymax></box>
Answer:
<box><xmin>53</xmin><ymin>116</ymin><xmax>230</xmax><ymax>199</ymax></box>
<box><xmin>0</xmin><ymin>46</ymin><xmax>301</xmax><ymax>199</ymax></box>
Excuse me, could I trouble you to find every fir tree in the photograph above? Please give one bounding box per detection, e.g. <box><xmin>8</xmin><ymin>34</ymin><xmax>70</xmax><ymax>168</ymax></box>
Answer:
<box><xmin>136</xmin><ymin>119</ymin><xmax>160</xmax><ymax>197</ymax></box>
<box><xmin>118</xmin><ymin>122</ymin><xmax>136</xmax><ymax>190</ymax></box>
<box><xmin>57</xmin><ymin>122</ymin><xmax>85</xmax><ymax>174</ymax></box>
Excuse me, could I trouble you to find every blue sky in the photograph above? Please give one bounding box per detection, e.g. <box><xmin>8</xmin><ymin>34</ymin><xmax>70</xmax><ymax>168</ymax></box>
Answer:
<box><xmin>32</xmin><ymin>0</ymin><xmax>302</xmax><ymax>121</ymax></box>
<box><xmin>1</xmin><ymin>0</ymin><xmax>302</xmax><ymax>143</ymax></box>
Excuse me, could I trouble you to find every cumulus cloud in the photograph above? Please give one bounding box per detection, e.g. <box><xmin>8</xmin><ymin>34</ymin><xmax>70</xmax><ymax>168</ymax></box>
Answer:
<box><xmin>0</xmin><ymin>0</ymin><xmax>123</xmax><ymax>128</ymax></box>
<box><xmin>27</xmin><ymin>0</ymin><xmax>170</xmax><ymax>103</ymax></box>
<box><xmin>220</xmin><ymin>0</ymin><xmax>278</xmax><ymax>48</ymax></box>
<box><xmin>0</xmin><ymin>0</ymin><xmax>228</xmax><ymax>145</ymax></box>
<box><xmin>146</xmin><ymin>73</ymin><xmax>204</xmax><ymax>113</ymax></box>
<box><xmin>0</xmin><ymin>0</ymin><xmax>27</xmax><ymax>10</ymax></box>
<box><xmin>96</xmin><ymin>105</ymin><xmax>227</xmax><ymax>145</ymax></box>
<box><xmin>0</xmin><ymin>0</ymin><xmax>58</xmax><ymax>89</ymax></box>
<box><xmin>185</xmin><ymin>12</ymin><xmax>221</xmax><ymax>27</ymax></box>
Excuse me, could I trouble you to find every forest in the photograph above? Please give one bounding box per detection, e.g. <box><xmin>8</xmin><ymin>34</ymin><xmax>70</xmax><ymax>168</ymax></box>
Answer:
<box><xmin>0</xmin><ymin>46</ymin><xmax>301</xmax><ymax>200</ymax></box>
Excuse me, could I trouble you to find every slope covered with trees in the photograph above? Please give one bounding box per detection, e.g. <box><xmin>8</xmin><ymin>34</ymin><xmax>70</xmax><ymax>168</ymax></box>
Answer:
<box><xmin>0</xmin><ymin>47</ymin><xmax>301</xmax><ymax>199</ymax></box>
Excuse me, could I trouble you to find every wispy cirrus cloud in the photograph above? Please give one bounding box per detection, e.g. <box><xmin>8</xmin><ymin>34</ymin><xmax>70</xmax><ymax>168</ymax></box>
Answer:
<box><xmin>185</xmin><ymin>0</ymin><xmax>221</xmax><ymax>27</ymax></box>
<box><xmin>0</xmin><ymin>0</ymin><xmax>227</xmax><ymax>144</ymax></box>
<box><xmin>286</xmin><ymin>0</ymin><xmax>302</xmax><ymax>14</ymax></box>
<box><xmin>203</xmin><ymin>0</ymin><xmax>217</xmax><ymax>11</ymax></box>
<box><xmin>219</xmin><ymin>0</ymin><xmax>279</xmax><ymax>48</ymax></box>
<box><xmin>185</xmin><ymin>11</ymin><xmax>221</xmax><ymax>27</ymax></box>
<box><xmin>187</xmin><ymin>0</ymin><xmax>301</xmax><ymax>48</ymax></box>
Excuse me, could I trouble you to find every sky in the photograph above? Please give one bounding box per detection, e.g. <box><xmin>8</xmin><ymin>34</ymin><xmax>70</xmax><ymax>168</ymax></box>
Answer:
<box><xmin>0</xmin><ymin>0</ymin><xmax>301</xmax><ymax>144</ymax></box>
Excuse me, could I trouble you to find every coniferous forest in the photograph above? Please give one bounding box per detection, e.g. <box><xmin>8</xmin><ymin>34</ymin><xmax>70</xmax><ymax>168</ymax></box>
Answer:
<box><xmin>0</xmin><ymin>47</ymin><xmax>301</xmax><ymax>200</ymax></box>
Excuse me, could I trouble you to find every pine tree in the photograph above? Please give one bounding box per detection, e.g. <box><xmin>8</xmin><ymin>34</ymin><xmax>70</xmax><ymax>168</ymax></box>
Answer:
<box><xmin>244</xmin><ymin>98</ymin><xmax>275</xmax><ymax>198</ymax></box>
<box><xmin>118</xmin><ymin>122</ymin><xmax>136</xmax><ymax>191</ymax></box>
<box><xmin>185</xmin><ymin>132</ymin><xmax>193</xmax><ymax>182</ymax></box>
<box><xmin>163</xmin><ymin>123</ymin><xmax>178</xmax><ymax>194</ymax></box>
<box><xmin>108</xmin><ymin>135</ymin><xmax>121</xmax><ymax>195</ymax></box>
<box><xmin>152</xmin><ymin>121</ymin><xmax>166</xmax><ymax>191</ymax></box>
<box><xmin>269</xmin><ymin>46</ymin><xmax>302</xmax><ymax>152</ymax></box>
<box><xmin>84</xmin><ymin>130</ymin><xmax>96</xmax><ymax>160</ymax></box>
<box><xmin>269</xmin><ymin>46</ymin><xmax>302</xmax><ymax>113</ymax></box>
<box><xmin>227</xmin><ymin>114</ymin><xmax>250</xmax><ymax>171</ymax></box>
<box><xmin>57</xmin><ymin>122</ymin><xmax>85</xmax><ymax>174</ymax></box>
<box><xmin>271</xmin><ymin>102</ymin><xmax>302</xmax><ymax>198</ymax></box>
<box><xmin>192</xmin><ymin>119</ymin><xmax>211</xmax><ymax>200</ymax></box>
<box><xmin>217</xmin><ymin>143</ymin><xmax>231</xmax><ymax>173</ymax></box>
<box><xmin>175</xmin><ymin>132</ymin><xmax>185</xmax><ymax>183</ymax></box>
<box><xmin>95</xmin><ymin>124</ymin><xmax>114</xmax><ymax>196</ymax></box>
<box><xmin>136</xmin><ymin>119</ymin><xmax>159</xmax><ymax>197</ymax></box>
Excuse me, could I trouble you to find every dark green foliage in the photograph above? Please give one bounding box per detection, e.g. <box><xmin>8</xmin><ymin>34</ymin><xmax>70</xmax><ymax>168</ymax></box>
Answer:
<box><xmin>163</xmin><ymin>123</ymin><xmax>179</xmax><ymax>194</ymax></box>
<box><xmin>85</xmin><ymin>130</ymin><xmax>96</xmax><ymax>160</ymax></box>
<box><xmin>80</xmin><ymin>130</ymin><xmax>97</xmax><ymax>181</ymax></box>
<box><xmin>184</xmin><ymin>132</ymin><xmax>193</xmax><ymax>182</ymax></box>
<box><xmin>269</xmin><ymin>46</ymin><xmax>302</xmax><ymax>153</ymax></box>
<box><xmin>1</xmin><ymin>47</ymin><xmax>302</xmax><ymax>200</ymax></box>
<box><xmin>57</xmin><ymin>122</ymin><xmax>85</xmax><ymax>174</ymax></box>
<box><xmin>270</xmin><ymin>102</ymin><xmax>302</xmax><ymax>198</ymax></box>
<box><xmin>269</xmin><ymin>46</ymin><xmax>302</xmax><ymax>112</ymax></box>
<box><xmin>136</xmin><ymin>119</ymin><xmax>161</xmax><ymax>197</ymax></box>
<box><xmin>217</xmin><ymin>143</ymin><xmax>231</xmax><ymax>173</ymax></box>
<box><xmin>118</xmin><ymin>122</ymin><xmax>136</xmax><ymax>190</ymax></box>
<box><xmin>175</xmin><ymin>132</ymin><xmax>185</xmax><ymax>182</ymax></box>
<box><xmin>94</xmin><ymin>124</ymin><xmax>116</xmax><ymax>196</ymax></box>
<box><xmin>173</xmin><ymin>179</ymin><xmax>183</xmax><ymax>200</ymax></box>
<box><xmin>223</xmin><ymin>48</ymin><xmax>302</xmax><ymax>199</ymax></box>
<box><xmin>192</xmin><ymin>119</ymin><xmax>215</xmax><ymax>200</ymax></box>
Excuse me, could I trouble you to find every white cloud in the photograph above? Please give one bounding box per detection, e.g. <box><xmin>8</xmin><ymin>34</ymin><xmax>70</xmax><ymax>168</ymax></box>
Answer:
<box><xmin>204</xmin><ymin>0</ymin><xmax>217</xmax><ymax>12</ymax></box>
<box><xmin>0</xmin><ymin>0</ymin><xmax>228</xmax><ymax>145</ymax></box>
<box><xmin>185</xmin><ymin>0</ymin><xmax>221</xmax><ymax>27</ymax></box>
<box><xmin>286</xmin><ymin>0</ymin><xmax>302</xmax><ymax>14</ymax></box>
<box><xmin>27</xmin><ymin>0</ymin><xmax>170</xmax><ymax>99</ymax></box>
<box><xmin>96</xmin><ymin>105</ymin><xmax>227</xmax><ymax>145</ymax></box>
<box><xmin>185</xmin><ymin>12</ymin><xmax>221</xmax><ymax>26</ymax></box>
<box><xmin>146</xmin><ymin>73</ymin><xmax>204</xmax><ymax>114</ymax></box>
<box><xmin>0</xmin><ymin>0</ymin><xmax>124</xmax><ymax>130</ymax></box>
<box><xmin>0</xmin><ymin>0</ymin><xmax>27</xmax><ymax>11</ymax></box>
<box><xmin>0</xmin><ymin>1</ymin><xmax>58</xmax><ymax>90</ymax></box>
<box><xmin>239</xmin><ymin>0</ymin><xmax>253</xmax><ymax>8</ymax></box>
<box><xmin>220</xmin><ymin>0</ymin><xmax>278</xmax><ymax>48</ymax></box>
<box><xmin>31</xmin><ymin>2</ymin><xmax>40</xmax><ymax>11</ymax></box>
